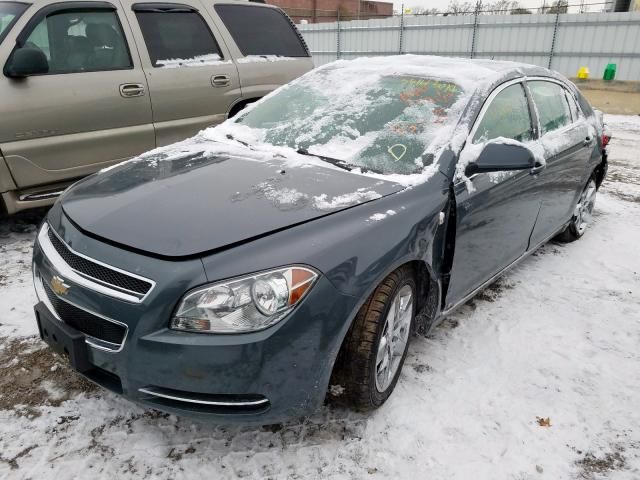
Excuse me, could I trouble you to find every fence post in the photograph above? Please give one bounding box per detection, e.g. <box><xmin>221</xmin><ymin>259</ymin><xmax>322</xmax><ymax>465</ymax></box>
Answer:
<box><xmin>548</xmin><ymin>11</ymin><xmax>560</xmax><ymax>69</ymax></box>
<box><xmin>470</xmin><ymin>1</ymin><xmax>481</xmax><ymax>59</ymax></box>
<box><xmin>399</xmin><ymin>3</ymin><xmax>405</xmax><ymax>54</ymax></box>
<box><xmin>336</xmin><ymin>10</ymin><xmax>341</xmax><ymax>60</ymax></box>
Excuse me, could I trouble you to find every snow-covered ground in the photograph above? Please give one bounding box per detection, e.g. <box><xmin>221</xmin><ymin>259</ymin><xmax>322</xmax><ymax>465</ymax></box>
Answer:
<box><xmin>0</xmin><ymin>115</ymin><xmax>639</xmax><ymax>479</ymax></box>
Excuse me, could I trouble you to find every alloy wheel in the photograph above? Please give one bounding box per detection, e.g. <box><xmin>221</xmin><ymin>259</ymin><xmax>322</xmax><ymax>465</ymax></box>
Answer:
<box><xmin>375</xmin><ymin>284</ymin><xmax>413</xmax><ymax>392</ymax></box>
<box><xmin>573</xmin><ymin>179</ymin><xmax>597</xmax><ymax>236</ymax></box>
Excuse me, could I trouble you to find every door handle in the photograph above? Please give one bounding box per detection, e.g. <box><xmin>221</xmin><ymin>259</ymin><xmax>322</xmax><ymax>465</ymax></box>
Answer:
<box><xmin>530</xmin><ymin>163</ymin><xmax>546</xmax><ymax>175</ymax></box>
<box><xmin>211</xmin><ymin>75</ymin><xmax>230</xmax><ymax>87</ymax></box>
<box><xmin>119</xmin><ymin>83</ymin><xmax>145</xmax><ymax>98</ymax></box>
<box><xmin>583</xmin><ymin>136</ymin><xmax>593</xmax><ymax>146</ymax></box>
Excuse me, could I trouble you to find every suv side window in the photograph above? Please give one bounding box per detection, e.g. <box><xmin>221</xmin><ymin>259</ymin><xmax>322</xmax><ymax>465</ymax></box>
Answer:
<box><xmin>134</xmin><ymin>6</ymin><xmax>222</xmax><ymax>67</ymax></box>
<box><xmin>215</xmin><ymin>5</ymin><xmax>308</xmax><ymax>57</ymax></box>
<box><xmin>528</xmin><ymin>81</ymin><xmax>572</xmax><ymax>135</ymax></box>
<box><xmin>473</xmin><ymin>83</ymin><xmax>533</xmax><ymax>144</ymax></box>
<box><xmin>22</xmin><ymin>9</ymin><xmax>132</xmax><ymax>74</ymax></box>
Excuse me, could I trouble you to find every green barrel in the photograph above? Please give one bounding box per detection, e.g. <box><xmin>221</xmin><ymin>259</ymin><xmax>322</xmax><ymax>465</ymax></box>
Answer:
<box><xmin>603</xmin><ymin>63</ymin><xmax>617</xmax><ymax>81</ymax></box>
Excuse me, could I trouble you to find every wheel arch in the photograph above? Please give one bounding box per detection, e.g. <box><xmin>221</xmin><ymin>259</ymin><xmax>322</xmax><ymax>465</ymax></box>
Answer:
<box><xmin>227</xmin><ymin>97</ymin><xmax>261</xmax><ymax>119</ymax></box>
<box><xmin>326</xmin><ymin>258</ymin><xmax>440</xmax><ymax>393</ymax></box>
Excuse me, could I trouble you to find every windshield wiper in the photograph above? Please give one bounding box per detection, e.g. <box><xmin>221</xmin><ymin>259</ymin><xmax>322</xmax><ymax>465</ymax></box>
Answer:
<box><xmin>296</xmin><ymin>148</ymin><xmax>353</xmax><ymax>172</ymax></box>
<box><xmin>226</xmin><ymin>133</ymin><xmax>254</xmax><ymax>149</ymax></box>
<box><xmin>296</xmin><ymin>148</ymin><xmax>385</xmax><ymax>174</ymax></box>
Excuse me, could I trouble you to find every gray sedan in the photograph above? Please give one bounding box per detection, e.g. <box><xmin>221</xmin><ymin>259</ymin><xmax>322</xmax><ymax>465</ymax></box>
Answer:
<box><xmin>32</xmin><ymin>55</ymin><xmax>607</xmax><ymax>424</ymax></box>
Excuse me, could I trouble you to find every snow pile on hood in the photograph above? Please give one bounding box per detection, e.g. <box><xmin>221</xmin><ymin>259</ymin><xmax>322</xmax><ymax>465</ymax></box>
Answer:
<box><xmin>313</xmin><ymin>190</ymin><xmax>382</xmax><ymax>210</ymax></box>
<box><xmin>369</xmin><ymin>209</ymin><xmax>397</xmax><ymax>221</ymax></box>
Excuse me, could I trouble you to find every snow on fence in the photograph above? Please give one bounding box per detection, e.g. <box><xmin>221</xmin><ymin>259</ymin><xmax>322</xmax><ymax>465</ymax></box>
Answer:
<box><xmin>298</xmin><ymin>11</ymin><xmax>640</xmax><ymax>81</ymax></box>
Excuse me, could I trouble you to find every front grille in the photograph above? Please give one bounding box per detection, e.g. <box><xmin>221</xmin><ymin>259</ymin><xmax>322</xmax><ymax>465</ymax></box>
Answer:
<box><xmin>47</xmin><ymin>228</ymin><xmax>152</xmax><ymax>296</ymax></box>
<box><xmin>43</xmin><ymin>281</ymin><xmax>127</xmax><ymax>346</ymax></box>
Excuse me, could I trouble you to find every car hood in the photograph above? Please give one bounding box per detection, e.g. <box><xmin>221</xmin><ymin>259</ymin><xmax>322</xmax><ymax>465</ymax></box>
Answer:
<box><xmin>61</xmin><ymin>150</ymin><xmax>405</xmax><ymax>258</ymax></box>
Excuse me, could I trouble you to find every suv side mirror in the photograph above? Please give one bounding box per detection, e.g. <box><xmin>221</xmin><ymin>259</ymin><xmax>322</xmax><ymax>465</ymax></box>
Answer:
<box><xmin>4</xmin><ymin>47</ymin><xmax>49</xmax><ymax>78</ymax></box>
<box><xmin>465</xmin><ymin>142</ymin><xmax>536</xmax><ymax>176</ymax></box>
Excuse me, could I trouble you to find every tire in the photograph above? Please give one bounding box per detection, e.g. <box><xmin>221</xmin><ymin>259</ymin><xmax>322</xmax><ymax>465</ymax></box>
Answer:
<box><xmin>556</xmin><ymin>177</ymin><xmax>597</xmax><ymax>243</ymax></box>
<box><xmin>330</xmin><ymin>265</ymin><xmax>416</xmax><ymax>411</ymax></box>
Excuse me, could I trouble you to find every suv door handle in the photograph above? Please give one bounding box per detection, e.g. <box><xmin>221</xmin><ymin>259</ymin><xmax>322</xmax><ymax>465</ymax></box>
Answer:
<box><xmin>211</xmin><ymin>75</ymin><xmax>230</xmax><ymax>87</ymax></box>
<box><xmin>583</xmin><ymin>136</ymin><xmax>593</xmax><ymax>146</ymax></box>
<box><xmin>119</xmin><ymin>83</ymin><xmax>145</xmax><ymax>98</ymax></box>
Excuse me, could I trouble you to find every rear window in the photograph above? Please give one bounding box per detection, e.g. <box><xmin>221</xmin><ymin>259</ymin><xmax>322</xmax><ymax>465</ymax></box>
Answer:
<box><xmin>215</xmin><ymin>4</ymin><xmax>308</xmax><ymax>57</ymax></box>
<box><xmin>528</xmin><ymin>81</ymin><xmax>572</xmax><ymax>135</ymax></box>
<box><xmin>0</xmin><ymin>2</ymin><xmax>28</xmax><ymax>44</ymax></box>
<box><xmin>134</xmin><ymin>7</ymin><xmax>222</xmax><ymax>67</ymax></box>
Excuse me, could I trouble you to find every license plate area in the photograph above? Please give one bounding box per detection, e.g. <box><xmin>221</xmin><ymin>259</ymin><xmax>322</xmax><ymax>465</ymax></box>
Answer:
<box><xmin>34</xmin><ymin>303</ymin><xmax>92</xmax><ymax>373</ymax></box>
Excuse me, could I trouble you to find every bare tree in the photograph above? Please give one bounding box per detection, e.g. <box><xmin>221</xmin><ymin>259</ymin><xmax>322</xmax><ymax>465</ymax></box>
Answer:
<box><xmin>510</xmin><ymin>6</ymin><xmax>533</xmax><ymax>13</ymax></box>
<box><xmin>483</xmin><ymin>0</ymin><xmax>527</xmax><ymax>13</ymax></box>
<box><xmin>409</xmin><ymin>6</ymin><xmax>441</xmax><ymax>14</ymax></box>
<box><xmin>543</xmin><ymin>0</ymin><xmax>568</xmax><ymax>13</ymax></box>
<box><xmin>445</xmin><ymin>0</ymin><xmax>476</xmax><ymax>15</ymax></box>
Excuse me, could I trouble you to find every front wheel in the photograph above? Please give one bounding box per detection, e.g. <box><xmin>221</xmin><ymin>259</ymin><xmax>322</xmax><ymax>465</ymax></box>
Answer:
<box><xmin>330</xmin><ymin>265</ymin><xmax>416</xmax><ymax>410</ymax></box>
<box><xmin>556</xmin><ymin>178</ymin><xmax>597</xmax><ymax>243</ymax></box>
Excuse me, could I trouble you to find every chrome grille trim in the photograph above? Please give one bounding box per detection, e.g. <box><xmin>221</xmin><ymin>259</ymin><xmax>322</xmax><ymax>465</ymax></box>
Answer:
<box><xmin>138</xmin><ymin>387</ymin><xmax>270</xmax><ymax>407</ymax></box>
<box><xmin>33</xmin><ymin>266</ymin><xmax>128</xmax><ymax>353</ymax></box>
<box><xmin>38</xmin><ymin>223</ymin><xmax>155</xmax><ymax>304</ymax></box>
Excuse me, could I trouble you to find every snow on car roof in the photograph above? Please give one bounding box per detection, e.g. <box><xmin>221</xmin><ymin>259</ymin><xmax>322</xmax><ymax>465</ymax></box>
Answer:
<box><xmin>315</xmin><ymin>54</ymin><xmax>559</xmax><ymax>94</ymax></box>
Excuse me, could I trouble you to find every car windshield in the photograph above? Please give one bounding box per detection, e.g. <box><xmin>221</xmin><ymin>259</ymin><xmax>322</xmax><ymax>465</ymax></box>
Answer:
<box><xmin>0</xmin><ymin>2</ymin><xmax>27</xmax><ymax>44</ymax></box>
<box><xmin>235</xmin><ymin>67</ymin><xmax>465</xmax><ymax>175</ymax></box>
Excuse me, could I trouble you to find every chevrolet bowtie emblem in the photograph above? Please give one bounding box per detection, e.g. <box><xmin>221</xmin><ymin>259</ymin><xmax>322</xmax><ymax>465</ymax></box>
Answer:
<box><xmin>50</xmin><ymin>275</ymin><xmax>70</xmax><ymax>296</ymax></box>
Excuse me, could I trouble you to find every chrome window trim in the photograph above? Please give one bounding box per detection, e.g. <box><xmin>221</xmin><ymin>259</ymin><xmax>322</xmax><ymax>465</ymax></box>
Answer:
<box><xmin>138</xmin><ymin>387</ymin><xmax>270</xmax><ymax>407</ymax></box>
<box><xmin>467</xmin><ymin>77</ymin><xmax>529</xmax><ymax>145</ymax></box>
<box><xmin>39</xmin><ymin>223</ymin><xmax>155</xmax><ymax>303</ymax></box>
<box><xmin>456</xmin><ymin>77</ymin><xmax>531</xmax><ymax>188</ymax></box>
<box><xmin>525</xmin><ymin>76</ymin><xmax>585</xmax><ymax>132</ymax></box>
<box><xmin>33</xmin><ymin>266</ymin><xmax>128</xmax><ymax>353</ymax></box>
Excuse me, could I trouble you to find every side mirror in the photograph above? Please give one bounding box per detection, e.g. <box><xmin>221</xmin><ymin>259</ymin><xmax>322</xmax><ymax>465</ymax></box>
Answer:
<box><xmin>465</xmin><ymin>142</ymin><xmax>536</xmax><ymax>177</ymax></box>
<box><xmin>4</xmin><ymin>47</ymin><xmax>49</xmax><ymax>78</ymax></box>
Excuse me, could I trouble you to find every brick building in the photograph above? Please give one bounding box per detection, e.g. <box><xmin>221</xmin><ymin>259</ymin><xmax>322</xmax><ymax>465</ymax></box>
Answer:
<box><xmin>266</xmin><ymin>0</ymin><xmax>394</xmax><ymax>23</ymax></box>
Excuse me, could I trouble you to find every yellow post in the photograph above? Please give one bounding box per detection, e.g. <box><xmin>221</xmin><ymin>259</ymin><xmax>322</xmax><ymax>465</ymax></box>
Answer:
<box><xmin>577</xmin><ymin>67</ymin><xmax>590</xmax><ymax>79</ymax></box>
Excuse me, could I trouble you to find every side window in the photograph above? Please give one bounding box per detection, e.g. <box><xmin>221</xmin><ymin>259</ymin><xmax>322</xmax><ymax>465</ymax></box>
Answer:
<box><xmin>565</xmin><ymin>90</ymin><xmax>581</xmax><ymax>122</ymax></box>
<box><xmin>22</xmin><ymin>9</ymin><xmax>132</xmax><ymax>74</ymax></box>
<box><xmin>215</xmin><ymin>5</ymin><xmax>308</xmax><ymax>57</ymax></box>
<box><xmin>473</xmin><ymin>83</ymin><xmax>532</xmax><ymax>144</ymax></box>
<box><xmin>134</xmin><ymin>7</ymin><xmax>222</xmax><ymax>67</ymax></box>
<box><xmin>528</xmin><ymin>81</ymin><xmax>572</xmax><ymax>135</ymax></box>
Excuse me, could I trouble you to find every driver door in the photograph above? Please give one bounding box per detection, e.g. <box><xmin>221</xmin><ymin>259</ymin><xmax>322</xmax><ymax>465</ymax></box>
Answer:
<box><xmin>444</xmin><ymin>81</ymin><xmax>543</xmax><ymax>309</ymax></box>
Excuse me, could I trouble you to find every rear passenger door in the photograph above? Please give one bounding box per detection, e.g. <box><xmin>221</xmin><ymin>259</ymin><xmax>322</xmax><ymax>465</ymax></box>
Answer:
<box><xmin>208</xmin><ymin>3</ymin><xmax>313</xmax><ymax>105</ymax></box>
<box><xmin>0</xmin><ymin>1</ymin><xmax>155</xmax><ymax>188</ymax></box>
<box><xmin>526</xmin><ymin>80</ymin><xmax>593</xmax><ymax>247</ymax></box>
<box><xmin>121</xmin><ymin>0</ymin><xmax>241</xmax><ymax>146</ymax></box>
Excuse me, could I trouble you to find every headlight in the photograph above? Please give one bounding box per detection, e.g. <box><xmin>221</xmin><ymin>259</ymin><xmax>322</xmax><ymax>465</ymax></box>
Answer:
<box><xmin>171</xmin><ymin>266</ymin><xmax>319</xmax><ymax>333</ymax></box>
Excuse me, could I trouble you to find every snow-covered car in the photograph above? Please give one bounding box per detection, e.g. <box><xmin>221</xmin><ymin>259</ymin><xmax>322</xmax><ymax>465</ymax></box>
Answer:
<box><xmin>31</xmin><ymin>55</ymin><xmax>608</xmax><ymax>424</ymax></box>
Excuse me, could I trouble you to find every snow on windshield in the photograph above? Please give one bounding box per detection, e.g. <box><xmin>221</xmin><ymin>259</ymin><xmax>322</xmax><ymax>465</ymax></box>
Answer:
<box><xmin>102</xmin><ymin>56</ymin><xmax>509</xmax><ymax>189</ymax></box>
<box><xmin>231</xmin><ymin>59</ymin><xmax>480</xmax><ymax>177</ymax></box>
<box><xmin>217</xmin><ymin>55</ymin><xmax>506</xmax><ymax>185</ymax></box>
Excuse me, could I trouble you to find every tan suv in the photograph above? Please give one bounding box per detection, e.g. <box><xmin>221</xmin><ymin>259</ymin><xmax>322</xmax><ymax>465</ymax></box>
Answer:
<box><xmin>0</xmin><ymin>0</ymin><xmax>313</xmax><ymax>214</ymax></box>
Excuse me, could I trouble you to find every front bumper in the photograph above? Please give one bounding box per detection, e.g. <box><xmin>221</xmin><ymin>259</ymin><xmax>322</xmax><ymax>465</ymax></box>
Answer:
<box><xmin>32</xmin><ymin>208</ymin><xmax>358</xmax><ymax>424</ymax></box>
